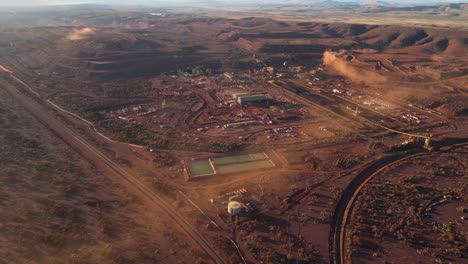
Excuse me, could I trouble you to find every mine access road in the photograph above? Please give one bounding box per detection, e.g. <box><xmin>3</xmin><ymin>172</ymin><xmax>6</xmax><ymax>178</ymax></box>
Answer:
<box><xmin>0</xmin><ymin>75</ymin><xmax>225</xmax><ymax>264</ymax></box>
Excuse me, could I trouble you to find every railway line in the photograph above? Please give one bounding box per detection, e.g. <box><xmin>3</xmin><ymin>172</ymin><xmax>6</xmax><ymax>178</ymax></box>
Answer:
<box><xmin>329</xmin><ymin>140</ymin><xmax>468</xmax><ymax>264</ymax></box>
<box><xmin>275</xmin><ymin>79</ymin><xmax>435</xmax><ymax>148</ymax></box>
<box><xmin>328</xmin><ymin>151</ymin><xmax>428</xmax><ymax>264</ymax></box>
<box><xmin>0</xmin><ymin>75</ymin><xmax>225</xmax><ymax>264</ymax></box>
<box><xmin>276</xmin><ymin>77</ymin><xmax>456</xmax><ymax>264</ymax></box>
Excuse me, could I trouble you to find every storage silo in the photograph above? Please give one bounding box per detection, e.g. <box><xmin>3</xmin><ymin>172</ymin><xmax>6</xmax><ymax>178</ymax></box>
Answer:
<box><xmin>227</xmin><ymin>201</ymin><xmax>242</xmax><ymax>216</ymax></box>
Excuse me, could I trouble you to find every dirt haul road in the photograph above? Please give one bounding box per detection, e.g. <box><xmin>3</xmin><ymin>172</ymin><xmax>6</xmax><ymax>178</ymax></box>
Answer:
<box><xmin>0</xmin><ymin>76</ymin><xmax>225</xmax><ymax>264</ymax></box>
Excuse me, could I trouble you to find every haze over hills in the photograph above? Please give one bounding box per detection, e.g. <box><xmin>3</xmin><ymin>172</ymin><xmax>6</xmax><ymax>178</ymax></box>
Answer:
<box><xmin>2</xmin><ymin>0</ymin><xmax>468</xmax><ymax>7</ymax></box>
<box><xmin>0</xmin><ymin>1</ymin><xmax>467</xmax><ymax>264</ymax></box>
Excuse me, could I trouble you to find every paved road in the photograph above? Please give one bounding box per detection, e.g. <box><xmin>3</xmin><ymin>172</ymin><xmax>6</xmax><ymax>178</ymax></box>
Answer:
<box><xmin>0</xmin><ymin>76</ymin><xmax>225</xmax><ymax>264</ymax></box>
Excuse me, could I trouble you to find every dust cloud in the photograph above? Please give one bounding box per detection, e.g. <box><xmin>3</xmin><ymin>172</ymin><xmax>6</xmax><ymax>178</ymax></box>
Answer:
<box><xmin>66</xmin><ymin>27</ymin><xmax>96</xmax><ymax>40</ymax></box>
<box><xmin>323</xmin><ymin>50</ymin><xmax>386</xmax><ymax>83</ymax></box>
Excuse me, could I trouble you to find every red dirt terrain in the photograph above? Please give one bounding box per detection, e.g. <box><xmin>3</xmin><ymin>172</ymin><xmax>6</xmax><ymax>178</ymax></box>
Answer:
<box><xmin>0</xmin><ymin>6</ymin><xmax>466</xmax><ymax>264</ymax></box>
<box><xmin>347</xmin><ymin>147</ymin><xmax>467</xmax><ymax>264</ymax></box>
<box><xmin>1</xmin><ymin>17</ymin><xmax>466</xmax><ymax>119</ymax></box>
<box><xmin>0</xmin><ymin>80</ymin><xmax>207</xmax><ymax>263</ymax></box>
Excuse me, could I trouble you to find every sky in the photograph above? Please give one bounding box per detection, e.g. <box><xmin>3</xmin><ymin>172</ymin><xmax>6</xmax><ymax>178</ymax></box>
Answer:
<box><xmin>1</xmin><ymin>0</ymin><xmax>467</xmax><ymax>7</ymax></box>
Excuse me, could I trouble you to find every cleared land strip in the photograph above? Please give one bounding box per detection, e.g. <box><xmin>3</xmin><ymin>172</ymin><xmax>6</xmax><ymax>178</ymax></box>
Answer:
<box><xmin>4</xmin><ymin>68</ymin><xmax>144</xmax><ymax>148</ymax></box>
<box><xmin>0</xmin><ymin>77</ymin><xmax>225</xmax><ymax>264</ymax></box>
<box><xmin>0</xmin><ymin>64</ymin><xmax>12</xmax><ymax>74</ymax></box>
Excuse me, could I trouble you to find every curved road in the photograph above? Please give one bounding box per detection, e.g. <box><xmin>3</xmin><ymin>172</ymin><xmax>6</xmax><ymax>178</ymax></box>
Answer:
<box><xmin>0</xmin><ymin>76</ymin><xmax>225</xmax><ymax>264</ymax></box>
<box><xmin>329</xmin><ymin>151</ymin><xmax>428</xmax><ymax>264</ymax></box>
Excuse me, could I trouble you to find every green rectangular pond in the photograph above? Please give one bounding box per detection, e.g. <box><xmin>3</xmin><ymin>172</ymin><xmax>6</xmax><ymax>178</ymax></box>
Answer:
<box><xmin>188</xmin><ymin>152</ymin><xmax>275</xmax><ymax>178</ymax></box>
<box><xmin>212</xmin><ymin>154</ymin><xmax>253</xmax><ymax>165</ymax></box>
<box><xmin>189</xmin><ymin>159</ymin><xmax>214</xmax><ymax>177</ymax></box>
<box><xmin>216</xmin><ymin>160</ymin><xmax>274</xmax><ymax>174</ymax></box>
<box><xmin>249</xmin><ymin>152</ymin><xmax>268</xmax><ymax>160</ymax></box>
<box><xmin>212</xmin><ymin>152</ymin><xmax>269</xmax><ymax>165</ymax></box>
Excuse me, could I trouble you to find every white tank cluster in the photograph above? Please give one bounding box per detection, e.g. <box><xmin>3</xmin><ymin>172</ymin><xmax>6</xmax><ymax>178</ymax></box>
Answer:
<box><xmin>227</xmin><ymin>201</ymin><xmax>242</xmax><ymax>216</ymax></box>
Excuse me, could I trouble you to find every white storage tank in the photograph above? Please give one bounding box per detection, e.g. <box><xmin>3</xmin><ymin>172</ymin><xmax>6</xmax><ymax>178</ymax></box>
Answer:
<box><xmin>227</xmin><ymin>201</ymin><xmax>242</xmax><ymax>216</ymax></box>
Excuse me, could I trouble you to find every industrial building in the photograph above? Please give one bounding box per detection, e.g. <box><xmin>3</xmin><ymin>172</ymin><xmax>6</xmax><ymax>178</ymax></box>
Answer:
<box><xmin>222</xmin><ymin>120</ymin><xmax>262</xmax><ymax>130</ymax></box>
<box><xmin>224</xmin><ymin>72</ymin><xmax>236</xmax><ymax>80</ymax></box>
<box><xmin>232</xmin><ymin>93</ymin><xmax>249</xmax><ymax>100</ymax></box>
<box><xmin>237</xmin><ymin>94</ymin><xmax>268</xmax><ymax>105</ymax></box>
